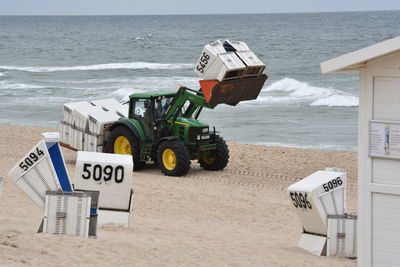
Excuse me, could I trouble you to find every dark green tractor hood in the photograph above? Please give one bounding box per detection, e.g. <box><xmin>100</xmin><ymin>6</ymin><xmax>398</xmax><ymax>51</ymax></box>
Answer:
<box><xmin>172</xmin><ymin>117</ymin><xmax>209</xmax><ymax>128</ymax></box>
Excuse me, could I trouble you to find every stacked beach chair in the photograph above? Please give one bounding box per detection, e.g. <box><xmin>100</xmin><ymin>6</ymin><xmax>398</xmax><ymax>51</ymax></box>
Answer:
<box><xmin>194</xmin><ymin>39</ymin><xmax>265</xmax><ymax>81</ymax></box>
<box><xmin>8</xmin><ymin>132</ymin><xmax>133</xmax><ymax>237</ymax></box>
<box><xmin>8</xmin><ymin>132</ymin><xmax>98</xmax><ymax>238</ymax></box>
<box><xmin>287</xmin><ymin>168</ymin><xmax>357</xmax><ymax>258</ymax></box>
<box><xmin>59</xmin><ymin>98</ymin><xmax>128</xmax><ymax>152</ymax></box>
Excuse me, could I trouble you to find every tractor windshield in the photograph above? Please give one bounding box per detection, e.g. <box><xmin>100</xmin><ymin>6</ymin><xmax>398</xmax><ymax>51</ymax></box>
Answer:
<box><xmin>155</xmin><ymin>97</ymin><xmax>173</xmax><ymax>119</ymax></box>
<box><xmin>130</xmin><ymin>99</ymin><xmax>153</xmax><ymax>138</ymax></box>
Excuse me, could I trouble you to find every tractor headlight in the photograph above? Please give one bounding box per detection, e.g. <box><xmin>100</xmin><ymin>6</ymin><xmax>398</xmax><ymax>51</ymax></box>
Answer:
<box><xmin>197</xmin><ymin>135</ymin><xmax>201</xmax><ymax>140</ymax></box>
<box><xmin>202</xmin><ymin>128</ymin><xmax>209</xmax><ymax>133</ymax></box>
<box><xmin>201</xmin><ymin>135</ymin><xmax>210</xmax><ymax>140</ymax></box>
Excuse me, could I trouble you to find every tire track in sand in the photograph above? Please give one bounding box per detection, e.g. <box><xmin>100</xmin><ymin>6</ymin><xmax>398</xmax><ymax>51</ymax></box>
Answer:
<box><xmin>181</xmin><ymin>167</ymin><xmax>356</xmax><ymax>192</ymax></box>
<box><xmin>181</xmin><ymin>167</ymin><xmax>294</xmax><ymax>191</ymax></box>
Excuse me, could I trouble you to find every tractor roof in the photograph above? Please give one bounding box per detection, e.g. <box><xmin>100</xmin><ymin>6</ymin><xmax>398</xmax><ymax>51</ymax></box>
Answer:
<box><xmin>129</xmin><ymin>91</ymin><xmax>176</xmax><ymax>99</ymax></box>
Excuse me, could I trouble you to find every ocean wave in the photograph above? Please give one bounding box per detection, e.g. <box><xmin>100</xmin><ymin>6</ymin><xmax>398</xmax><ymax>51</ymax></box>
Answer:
<box><xmin>0</xmin><ymin>80</ymin><xmax>109</xmax><ymax>90</ymax></box>
<box><xmin>109</xmin><ymin>76</ymin><xmax>200</xmax><ymax>100</ymax></box>
<box><xmin>0</xmin><ymin>76</ymin><xmax>200</xmax><ymax>93</ymax></box>
<box><xmin>254</xmin><ymin>77</ymin><xmax>358</xmax><ymax>107</ymax></box>
<box><xmin>0</xmin><ymin>72</ymin><xmax>5</xmax><ymax>77</ymax></box>
<box><xmin>47</xmin><ymin>78</ymin><xmax>134</xmax><ymax>84</ymax></box>
<box><xmin>0</xmin><ymin>62</ymin><xmax>194</xmax><ymax>72</ymax></box>
<box><xmin>0</xmin><ymin>80</ymin><xmax>46</xmax><ymax>89</ymax></box>
<box><xmin>253</xmin><ymin>141</ymin><xmax>356</xmax><ymax>152</ymax></box>
<box><xmin>109</xmin><ymin>87</ymin><xmax>147</xmax><ymax>100</ymax></box>
<box><xmin>49</xmin><ymin>76</ymin><xmax>199</xmax><ymax>85</ymax></box>
<box><xmin>310</xmin><ymin>95</ymin><xmax>358</xmax><ymax>107</ymax></box>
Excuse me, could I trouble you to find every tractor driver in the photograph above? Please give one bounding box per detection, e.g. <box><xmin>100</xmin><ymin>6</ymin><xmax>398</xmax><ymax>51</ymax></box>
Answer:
<box><xmin>155</xmin><ymin>101</ymin><xmax>163</xmax><ymax>119</ymax></box>
<box><xmin>142</xmin><ymin>100</ymin><xmax>153</xmax><ymax>138</ymax></box>
<box><xmin>163</xmin><ymin>98</ymin><xmax>171</xmax><ymax>112</ymax></box>
<box><xmin>155</xmin><ymin>98</ymin><xmax>172</xmax><ymax>119</ymax></box>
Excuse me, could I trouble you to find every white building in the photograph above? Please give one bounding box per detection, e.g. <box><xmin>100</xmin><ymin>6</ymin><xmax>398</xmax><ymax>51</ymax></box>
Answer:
<box><xmin>321</xmin><ymin>36</ymin><xmax>400</xmax><ymax>267</ymax></box>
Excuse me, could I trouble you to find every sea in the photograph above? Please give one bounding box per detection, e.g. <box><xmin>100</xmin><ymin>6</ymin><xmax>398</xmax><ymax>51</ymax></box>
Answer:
<box><xmin>1</xmin><ymin>11</ymin><xmax>399</xmax><ymax>151</ymax></box>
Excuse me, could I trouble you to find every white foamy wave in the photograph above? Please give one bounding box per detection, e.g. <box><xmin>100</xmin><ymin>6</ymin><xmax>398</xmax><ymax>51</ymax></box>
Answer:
<box><xmin>0</xmin><ymin>62</ymin><xmax>194</xmax><ymax>72</ymax></box>
<box><xmin>48</xmin><ymin>78</ymin><xmax>134</xmax><ymax>84</ymax></box>
<box><xmin>0</xmin><ymin>72</ymin><xmax>5</xmax><ymax>77</ymax></box>
<box><xmin>310</xmin><ymin>95</ymin><xmax>359</xmax><ymax>107</ymax></box>
<box><xmin>254</xmin><ymin>78</ymin><xmax>358</xmax><ymax>107</ymax></box>
<box><xmin>110</xmin><ymin>87</ymin><xmax>147</xmax><ymax>101</ymax></box>
<box><xmin>0</xmin><ymin>81</ymin><xmax>46</xmax><ymax>89</ymax></box>
<box><xmin>108</xmin><ymin>76</ymin><xmax>200</xmax><ymax>100</ymax></box>
<box><xmin>265</xmin><ymin>77</ymin><xmax>333</xmax><ymax>98</ymax></box>
<box><xmin>253</xmin><ymin>141</ymin><xmax>356</xmax><ymax>151</ymax></box>
<box><xmin>49</xmin><ymin>76</ymin><xmax>199</xmax><ymax>85</ymax></box>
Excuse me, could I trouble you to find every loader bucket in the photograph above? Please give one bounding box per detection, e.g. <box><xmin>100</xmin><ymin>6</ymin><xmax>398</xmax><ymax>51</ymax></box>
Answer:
<box><xmin>199</xmin><ymin>74</ymin><xmax>268</xmax><ymax>106</ymax></box>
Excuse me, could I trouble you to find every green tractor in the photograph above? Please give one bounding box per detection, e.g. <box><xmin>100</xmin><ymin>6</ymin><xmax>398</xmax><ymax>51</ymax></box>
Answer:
<box><xmin>104</xmin><ymin>75</ymin><xmax>267</xmax><ymax>176</ymax></box>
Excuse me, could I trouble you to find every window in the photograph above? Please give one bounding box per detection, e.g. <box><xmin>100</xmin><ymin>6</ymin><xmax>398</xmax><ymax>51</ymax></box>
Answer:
<box><xmin>132</xmin><ymin>99</ymin><xmax>146</xmax><ymax>117</ymax></box>
<box><xmin>155</xmin><ymin>97</ymin><xmax>173</xmax><ymax>118</ymax></box>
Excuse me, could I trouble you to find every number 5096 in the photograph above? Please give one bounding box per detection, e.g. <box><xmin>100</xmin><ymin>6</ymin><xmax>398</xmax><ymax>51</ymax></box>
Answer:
<box><xmin>322</xmin><ymin>177</ymin><xmax>343</xmax><ymax>192</ymax></box>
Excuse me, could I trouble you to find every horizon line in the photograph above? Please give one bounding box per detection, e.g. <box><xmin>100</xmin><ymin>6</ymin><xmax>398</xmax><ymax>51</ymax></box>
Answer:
<box><xmin>0</xmin><ymin>9</ymin><xmax>398</xmax><ymax>16</ymax></box>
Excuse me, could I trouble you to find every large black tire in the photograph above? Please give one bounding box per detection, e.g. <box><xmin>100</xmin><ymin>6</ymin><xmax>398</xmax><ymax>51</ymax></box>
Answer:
<box><xmin>198</xmin><ymin>135</ymin><xmax>229</xmax><ymax>171</ymax></box>
<box><xmin>107</xmin><ymin>125</ymin><xmax>146</xmax><ymax>171</ymax></box>
<box><xmin>157</xmin><ymin>140</ymin><xmax>191</xmax><ymax>176</ymax></box>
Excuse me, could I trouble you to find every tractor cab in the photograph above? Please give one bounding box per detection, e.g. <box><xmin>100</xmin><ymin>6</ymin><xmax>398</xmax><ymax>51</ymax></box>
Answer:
<box><xmin>128</xmin><ymin>92</ymin><xmax>176</xmax><ymax>141</ymax></box>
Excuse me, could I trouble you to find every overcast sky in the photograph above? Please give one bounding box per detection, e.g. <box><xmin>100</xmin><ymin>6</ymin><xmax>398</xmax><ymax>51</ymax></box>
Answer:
<box><xmin>2</xmin><ymin>0</ymin><xmax>400</xmax><ymax>15</ymax></box>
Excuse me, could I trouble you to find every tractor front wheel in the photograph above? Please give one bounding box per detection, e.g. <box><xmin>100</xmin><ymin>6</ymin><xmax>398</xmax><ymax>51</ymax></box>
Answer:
<box><xmin>157</xmin><ymin>140</ymin><xmax>191</xmax><ymax>176</ymax></box>
<box><xmin>108</xmin><ymin>125</ymin><xmax>146</xmax><ymax>171</ymax></box>
<box><xmin>198</xmin><ymin>135</ymin><xmax>229</xmax><ymax>171</ymax></box>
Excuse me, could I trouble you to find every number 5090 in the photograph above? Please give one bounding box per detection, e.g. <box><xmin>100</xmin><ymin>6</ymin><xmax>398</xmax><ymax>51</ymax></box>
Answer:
<box><xmin>81</xmin><ymin>163</ymin><xmax>124</xmax><ymax>184</ymax></box>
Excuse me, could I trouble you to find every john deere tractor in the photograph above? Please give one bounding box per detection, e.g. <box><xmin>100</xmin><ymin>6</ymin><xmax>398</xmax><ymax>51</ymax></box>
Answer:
<box><xmin>104</xmin><ymin>75</ymin><xmax>267</xmax><ymax>176</ymax></box>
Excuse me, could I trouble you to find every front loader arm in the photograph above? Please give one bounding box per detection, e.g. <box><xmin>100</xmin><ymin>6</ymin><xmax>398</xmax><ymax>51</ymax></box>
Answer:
<box><xmin>164</xmin><ymin>87</ymin><xmax>215</xmax><ymax>121</ymax></box>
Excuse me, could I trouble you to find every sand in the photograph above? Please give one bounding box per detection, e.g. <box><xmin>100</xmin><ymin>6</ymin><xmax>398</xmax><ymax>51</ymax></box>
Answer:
<box><xmin>0</xmin><ymin>125</ymin><xmax>357</xmax><ymax>266</ymax></box>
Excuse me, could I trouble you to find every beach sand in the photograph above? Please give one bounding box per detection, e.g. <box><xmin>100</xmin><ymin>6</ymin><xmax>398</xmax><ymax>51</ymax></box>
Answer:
<box><xmin>0</xmin><ymin>125</ymin><xmax>357</xmax><ymax>266</ymax></box>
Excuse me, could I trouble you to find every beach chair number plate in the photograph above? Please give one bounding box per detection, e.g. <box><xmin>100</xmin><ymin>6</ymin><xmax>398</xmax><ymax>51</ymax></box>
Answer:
<box><xmin>74</xmin><ymin>151</ymin><xmax>132</xmax><ymax>210</ymax></box>
<box><xmin>81</xmin><ymin>163</ymin><xmax>124</xmax><ymax>184</ymax></box>
<box><xmin>18</xmin><ymin>147</ymin><xmax>45</xmax><ymax>172</ymax></box>
<box><xmin>289</xmin><ymin>192</ymin><xmax>312</xmax><ymax>210</ymax></box>
<box><xmin>9</xmin><ymin>140</ymin><xmax>62</xmax><ymax>208</ymax></box>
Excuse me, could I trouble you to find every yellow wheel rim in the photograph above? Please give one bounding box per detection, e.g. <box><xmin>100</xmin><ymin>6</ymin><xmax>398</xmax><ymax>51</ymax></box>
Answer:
<box><xmin>114</xmin><ymin>136</ymin><xmax>132</xmax><ymax>155</ymax></box>
<box><xmin>162</xmin><ymin>148</ymin><xmax>177</xmax><ymax>170</ymax></box>
<box><xmin>202</xmin><ymin>156</ymin><xmax>216</xmax><ymax>164</ymax></box>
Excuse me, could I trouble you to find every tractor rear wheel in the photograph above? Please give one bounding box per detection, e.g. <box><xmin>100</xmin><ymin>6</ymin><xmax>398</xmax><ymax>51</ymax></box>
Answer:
<box><xmin>198</xmin><ymin>135</ymin><xmax>229</xmax><ymax>171</ymax></box>
<box><xmin>157</xmin><ymin>140</ymin><xmax>191</xmax><ymax>176</ymax></box>
<box><xmin>108</xmin><ymin>125</ymin><xmax>146</xmax><ymax>171</ymax></box>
